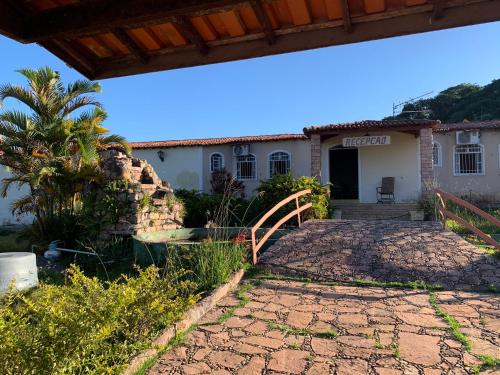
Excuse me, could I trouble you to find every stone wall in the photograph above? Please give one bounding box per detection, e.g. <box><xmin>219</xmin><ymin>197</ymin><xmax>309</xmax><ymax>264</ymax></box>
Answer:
<box><xmin>99</xmin><ymin>150</ymin><xmax>183</xmax><ymax>238</ymax></box>
<box><xmin>419</xmin><ymin>128</ymin><xmax>435</xmax><ymax>199</ymax></box>
<box><xmin>310</xmin><ymin>134</ymin><xmax>321</xmax><ymax>180</ymax></box>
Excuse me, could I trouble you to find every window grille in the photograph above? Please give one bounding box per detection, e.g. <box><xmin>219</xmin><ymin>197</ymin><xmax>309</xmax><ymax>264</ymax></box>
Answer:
<box><xmin>236</xmin><ymin>154</ymin><xmax>256</xmax><ymax>180</ymax></box>
<box><xmin>210</xmin><ymin>153</ymin><xmax>224</xmax><ymax>172</ymax></box>
<box><xmin>454</xmin><ymin>144</ymin><xmax>484</xmax><ymax>175</ymax></box>
<box><xmin>432</xmin><ymin>142</ymin><xmax>441</xmax><ymax>167</ymax></box>
<box><xmin>269</xmin><ymin>151</ymin><xmax>291</xmax><ymax>178</ymax></box>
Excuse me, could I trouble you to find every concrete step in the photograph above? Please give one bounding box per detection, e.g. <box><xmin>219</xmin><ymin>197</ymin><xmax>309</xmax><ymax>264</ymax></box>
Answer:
<box><xmin>331</xmin><ymin>202</ymin><xmax>418</xmax><ymax>221</ymax></box>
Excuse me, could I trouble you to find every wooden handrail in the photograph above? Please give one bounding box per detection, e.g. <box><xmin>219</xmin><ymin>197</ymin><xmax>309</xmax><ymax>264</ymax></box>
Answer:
<box><xmin>435</xmin><ymin>189</ymin><xmax>500</xmax><ymax>250</ymax></box>
<box><xmin>251</xmin><ymin>189</ymin><xmax>312</xmax><ymax>264</ymax></box>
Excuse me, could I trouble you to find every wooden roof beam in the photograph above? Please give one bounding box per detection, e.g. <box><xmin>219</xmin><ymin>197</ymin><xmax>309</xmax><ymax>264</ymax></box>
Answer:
<box><xmin>173</xmin><ymin>16</ymin><xmax>209</xmax><ymax>54</ymax></box>
<box><xmin>41</xmin><ymin>40</ymin><xmax>96</xmax><ymax>78</ymax></box>
<box><xmin>0</xmin><ymin>1</ymin><xmax>25</xmax><ymax>41</ymax></box>
<box><xmin>250</xmin><ymin>0</ymin><xmax>276</xmax><ymax>45</ymax></box>
<box><xmin>90</xmin><ymin>0</ymin><xmax>500</xmax><ymax>79</ymax></box>
<box><xmin>114</xmin><ymin>28</ymin><xmax>150</xmax><ymax>64</ymax></box>
<box><xmin>432</xmin><ymin>0</ymin><xmax>445</xmax><ymax>20</ymax></box>
<box><xmin>341</xmin><ymin>0</ymin><xmax>353</xmax><ymax>33</ymax></box>
<box><xmin>24</xmin><ymin>0</ymin><xmax>248</xmax><ymax>42</ymax></box>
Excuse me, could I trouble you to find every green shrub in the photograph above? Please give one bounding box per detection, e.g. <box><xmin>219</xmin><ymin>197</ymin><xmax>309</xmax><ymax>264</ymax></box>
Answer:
<box><xmin>165</xmin><ymin>241</ymin><xmax>247</xmax><ymax>294</ymax></box>
<box><xmin>175</xmin><ymin>189</ymin><xmax>260</xmax><ymax>227</ymax></box>
<box><xmin>0</xmin><ymin>265</ymin><xmax>197</xmax><ymax>375</ymax></box>
<box><xmin>257</xmin><ymin>173</ymin><xmax>330</xmax><ymax>223</ymax></box>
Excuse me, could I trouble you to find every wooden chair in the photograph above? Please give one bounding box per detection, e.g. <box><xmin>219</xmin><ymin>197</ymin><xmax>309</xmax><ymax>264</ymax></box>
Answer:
<box><xmin>377</xmin><ymin>177</ymin><xmax>395</xmax><ymax>203</ymax></box>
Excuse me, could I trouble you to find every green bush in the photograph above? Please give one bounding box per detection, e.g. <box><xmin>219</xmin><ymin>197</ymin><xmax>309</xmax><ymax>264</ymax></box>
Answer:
<box><xmin>0</xmin><ymin>265</ymin><xmax>197</xmax><ymax>375</ymax></box>
<box><xmin>175</xmin><ymin>189</ymin><xmax>260</xmax><ymax>227</ymax></box>
<box><xmin>257</xmin><ymin>173</ymin><xmax>330</xmax><ymax>223</ymax></box>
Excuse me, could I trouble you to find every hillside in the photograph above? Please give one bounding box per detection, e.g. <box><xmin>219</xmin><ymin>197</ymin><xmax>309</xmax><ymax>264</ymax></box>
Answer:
<box><xmin>386</xmin><ymin>79</ymin><xmax>500</xmax><ymax>123</ymax></box>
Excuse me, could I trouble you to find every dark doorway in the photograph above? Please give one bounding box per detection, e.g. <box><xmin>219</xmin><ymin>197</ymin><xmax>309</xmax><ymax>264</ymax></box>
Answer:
<box><xmin>329</xmin><ymin>147</ymin><xmax>359</xmax><ymax>199</ymax></box>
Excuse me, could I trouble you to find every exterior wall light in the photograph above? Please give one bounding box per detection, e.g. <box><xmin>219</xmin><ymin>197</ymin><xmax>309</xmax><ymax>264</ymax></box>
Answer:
<box><xmin>157</xmin><ymin>150</ymin><xmax>165</xmax><ymax>162</ymax></box>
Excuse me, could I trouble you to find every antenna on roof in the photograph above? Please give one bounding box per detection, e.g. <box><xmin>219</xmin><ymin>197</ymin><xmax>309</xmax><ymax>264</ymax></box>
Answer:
<box><xmin>392</xmin><ymin>91</ymin><xmax>433</xmax><ymax>117</ymax></box>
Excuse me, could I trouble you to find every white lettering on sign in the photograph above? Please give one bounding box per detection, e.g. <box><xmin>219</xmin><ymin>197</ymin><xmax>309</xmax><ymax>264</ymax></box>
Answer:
<box><xmin>342</xmin><ymin>135</ymin><xmax>391</xmax><ymax>148</ymax></box>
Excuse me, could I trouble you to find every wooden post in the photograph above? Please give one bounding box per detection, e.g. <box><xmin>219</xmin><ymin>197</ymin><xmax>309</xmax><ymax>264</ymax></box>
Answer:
<box><xmin>442</xmin><ymin>197</ymin><xmax>448</xmax><ymax>229</ymax></box>
<box><xmin>251</xmin><ymin>228</ymin><xmax>257</xmax><ymax>265</ymax></box>
<box><xmin>296</xmin><ymin>197</ymin><xmax>301</xmax><ymax>227</ymax></box>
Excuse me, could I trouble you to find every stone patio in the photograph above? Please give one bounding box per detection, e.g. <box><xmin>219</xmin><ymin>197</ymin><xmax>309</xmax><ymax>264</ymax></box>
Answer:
<box><xmin>259</xmin><ymin>220</ymin><xmax>500</xmax><ymax>291</ymax></box>
<box><xmin>149</xmin><ymin>279</ymin><xmax>500</xmax><ymax>375</ymax></box>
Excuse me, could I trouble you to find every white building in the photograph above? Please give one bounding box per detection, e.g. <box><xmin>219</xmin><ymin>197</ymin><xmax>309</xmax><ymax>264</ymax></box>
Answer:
<box><xmin>1</xmin><ymin>120</ymin><xmax>500</xmax><ymax>224</ymax></box>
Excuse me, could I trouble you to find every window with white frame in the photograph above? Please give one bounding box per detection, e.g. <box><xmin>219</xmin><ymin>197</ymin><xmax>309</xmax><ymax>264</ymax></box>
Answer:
<box><xmin>210</xmin><ymin>153</ymin><xmax>224</xmax><ymax>172</ymax></box>
<box><xmin>268</xmin><ymin>151</ymin><xmax>291</xmax><ymax>178</ymax></box>
<box><xmin>236</xmin><ymin>154</ymin><xmax>256</xmax><ymax>180</ymax></box>
<box><xmin>454</xmin><ymin>144</ymin><xmax>484</xmax><ymax>175</ymax></box>
<box><xmin>432</xmin><ymin>142</ymin><xmax>442</xmax><ymax>167</ymax></box>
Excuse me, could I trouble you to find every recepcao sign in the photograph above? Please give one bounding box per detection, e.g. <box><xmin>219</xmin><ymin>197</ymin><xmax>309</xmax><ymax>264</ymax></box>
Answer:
<box><xmin>342</xmin><ymin>135</ymin><xmax>391</xmax><ymax>147</ymax></box>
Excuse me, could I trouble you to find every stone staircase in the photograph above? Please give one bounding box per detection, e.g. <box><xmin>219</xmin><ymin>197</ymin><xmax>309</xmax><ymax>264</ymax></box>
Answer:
<box><xmin>331</xmin><ymin>201</ymin><xmax>418</xmax><ymax>220</ymax></box>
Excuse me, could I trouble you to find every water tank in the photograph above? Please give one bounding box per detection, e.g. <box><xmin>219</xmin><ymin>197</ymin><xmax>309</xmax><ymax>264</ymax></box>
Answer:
<box><xmin>0</xmin><ymin>252</ymin><xmax>38</xmax><ymax>294</ymax></box>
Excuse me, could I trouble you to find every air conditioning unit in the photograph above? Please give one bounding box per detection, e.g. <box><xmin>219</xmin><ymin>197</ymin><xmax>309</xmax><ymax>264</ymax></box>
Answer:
<box><xmin>233</xmin><ymin>144</ymin><xmax>250</xmax><ymax>156</ymax></box>
<box><xmin>456</xmin><ymin>130</ymin><xmax>480</xmax><ymax>145</ymax></box>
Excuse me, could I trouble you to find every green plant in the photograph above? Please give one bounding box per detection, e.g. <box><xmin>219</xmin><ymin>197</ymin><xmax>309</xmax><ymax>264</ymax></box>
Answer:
<box><xmin>477</xmin><ymin>355</ymin><xmax>500</xmax><ymax>372</ymax></box>
<box><xmin>210</xmin><ymin>168</ymin><xmax>245</xmax><ymax>198</ymax></box>
<box><xmin>0</xmin><ymin>67</ymin><xmax>130</xmax><ymax>239</ymax></box>
<box><xmin>164</xmin><ymin>241</ymin><xmax>247</xmax><ymax>294</ymax></box>
<box><xmin>139</xmin><ymin>194</ymin><xmax>157</xmax><ymax>212</ymax></box>
<box><xmin>78</xmin><ymin>180</ymin><xmax>133</xmax><ymax>241</ymax></box>
<box><xmin>446</xmin><ymin>203</ymin><xmax>500</xmax><ymax>236</ymax></box>
<box><xmin>429</xmin><ymin>292</ymin><xmax>471</xmax><ymax>351</ymax></box>
<box><xmin>0</xmin><ymin>265</ymin><xmax>197</xmax><ymax>375</ymax></box>
<box><xmin>257</xmin><ymin>173</ymin><xmax>330</xmax><ymax>224</ymax></box>
<box><xmin>419</xmin><ymin>195</ymin><xmax>439</xmax><ymax>219</ymax></box>
<box><xmin>164</xmin><ymin>193</ymin><xmax>184</xmax><ymax>216</ymax></box>
<box><xmin>0</xmin><ymin>230</ymin><xmax>30</xmax><ymax>253</ymax></box>
<box><xmin>175</xmin><ymin>189</ymin><xmax>260</xmax><ymax>228</ymax></box>
<box><xmin>391</xmin><ymin>343</ymin><xmax>400</xmax><ymax>359</ymax></box>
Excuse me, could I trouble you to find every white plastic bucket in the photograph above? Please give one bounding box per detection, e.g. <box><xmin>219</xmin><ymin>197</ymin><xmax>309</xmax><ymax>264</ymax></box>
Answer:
<box><xmin>0</xmin><ymin>252</ymin><xmax>38</xmax><ymax>294</ymax></box>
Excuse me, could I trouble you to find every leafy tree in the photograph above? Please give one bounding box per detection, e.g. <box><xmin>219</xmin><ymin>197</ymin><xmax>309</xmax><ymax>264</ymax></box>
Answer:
<box><xmin>387</xmin><ymin>80</ymin><xmax>500</xmax><ymax>122</ymax></box>
<box><xmin>0</xmin><ymin>67</ymin><xmax>130</xmax><ymax>233</ymax></box>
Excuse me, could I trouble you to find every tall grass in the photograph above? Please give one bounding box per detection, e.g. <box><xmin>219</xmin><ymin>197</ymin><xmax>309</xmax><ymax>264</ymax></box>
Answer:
<box><xmin>446</xmin><ymin>202</ymin><xmax>500</xmax><ymax>236</ymax></box>
<box><xmin>161</xmin><ymin>181</ymin><xmax>250</xmax><ymax>294</ymax></box>
<box><xmin>164</xmin><ymin>241</ymin><xmax>246</xmax><ymax>294</ymax></box>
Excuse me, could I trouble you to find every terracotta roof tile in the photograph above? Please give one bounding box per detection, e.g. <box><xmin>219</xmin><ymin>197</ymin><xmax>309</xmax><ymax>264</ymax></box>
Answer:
<box><xmin>130</xmin><ymin>134</ymin><xmax>308</xmax><ymax>149</ymax></box>
<box><xmin>303</xmin><ymin>119</ymin><xmax>439</xmax><ymax>135</ymax></box>
<box><xmin>434</xmin><ymin>120</ymin><xmax>500</xmax><ymax>132</ymax></box>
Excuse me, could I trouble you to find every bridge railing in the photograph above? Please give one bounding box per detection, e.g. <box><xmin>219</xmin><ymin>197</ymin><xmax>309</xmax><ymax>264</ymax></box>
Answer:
<box><xmin>251</xmin><ymin>189</ymin><xmax>312</xmax><ymax>264</ymax></box>
<box><xmin>435</xmin><ymin>189</ymin><xmax>500</xmax><ymax>250</ymax></box>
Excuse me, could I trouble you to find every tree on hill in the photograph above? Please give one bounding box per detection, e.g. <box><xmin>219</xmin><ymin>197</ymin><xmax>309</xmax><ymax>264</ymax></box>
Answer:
<box><xmin>386</xmin><ymin>79</ymin><xmax>500</xmax><ymax>122</ymax></box>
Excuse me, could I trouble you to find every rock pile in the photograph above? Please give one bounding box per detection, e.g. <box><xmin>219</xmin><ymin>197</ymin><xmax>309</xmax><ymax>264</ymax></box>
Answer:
<box><xmin>99</xmin><ymin>150</ymin><xmax>183</xmax><ymax>238</ymax></box>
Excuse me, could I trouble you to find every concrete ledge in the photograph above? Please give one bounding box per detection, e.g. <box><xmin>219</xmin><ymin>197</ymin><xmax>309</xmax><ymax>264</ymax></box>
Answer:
<box><xmin>122</xmin><ymin>269</ymin><xmax>245</xmax><ymax>375</ymax></box>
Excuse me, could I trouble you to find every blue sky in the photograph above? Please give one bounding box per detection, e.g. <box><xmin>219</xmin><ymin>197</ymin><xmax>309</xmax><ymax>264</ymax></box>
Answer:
<box><xmin>1</xmin><ymin>22</ymin><xmax>499</xmax><ymax>142</ymax></box>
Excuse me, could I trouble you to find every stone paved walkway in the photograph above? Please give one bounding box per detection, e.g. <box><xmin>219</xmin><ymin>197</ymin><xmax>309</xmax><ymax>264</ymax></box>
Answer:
<box><xmin>149</xmin><ymin>279</ymin><xmax>500</xmax><ymax>375</ymax></box>
<box><xmin>259</xmin><ymin>220</ymin><xmax>500</xmax><ymax>291</ymax></box>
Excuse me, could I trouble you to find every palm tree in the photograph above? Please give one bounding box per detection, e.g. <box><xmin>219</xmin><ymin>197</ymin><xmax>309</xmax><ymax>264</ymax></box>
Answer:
<box><xmin>0</xmin><ymin>67</ymin><xmax>130</xmax><ymax>230</ymax></box>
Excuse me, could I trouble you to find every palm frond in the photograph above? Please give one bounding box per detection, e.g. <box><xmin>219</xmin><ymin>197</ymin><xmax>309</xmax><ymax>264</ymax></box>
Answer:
<box><xmin>0</xmin><ymin>110</ymin><xmax>31</xmax><ymax>131</ymax></box>
<box><xmin>10</xmin><ymin>194</ymin><xmax>35</xmax><ymax>217</ymax></box>
<box><xmin>99</xmin><ymin>134</ymin><xmax>131</xmax><ymax>155</ymax></box>
<box><xmin>0</xmin><ymin>85</ymin><xmax>39</xmax><ymax>113</ymax></box>
<box><xmin>62</xmin><ymin>97</ymin><xmax>103</xmax><ymax>117</ymax></box>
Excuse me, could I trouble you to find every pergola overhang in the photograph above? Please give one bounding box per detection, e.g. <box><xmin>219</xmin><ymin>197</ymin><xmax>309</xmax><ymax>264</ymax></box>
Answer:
<box><xmin>1</xmin><ymin>0</ymin><xmax>500</xmax><ymax>79</ymax></box>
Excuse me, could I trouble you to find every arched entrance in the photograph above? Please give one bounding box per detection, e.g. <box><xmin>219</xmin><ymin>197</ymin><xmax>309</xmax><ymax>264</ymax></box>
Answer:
<box><xmin>329</xmin><ymin>145</ymin><xmax>359</xmax><ymax>200</ymax></box>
